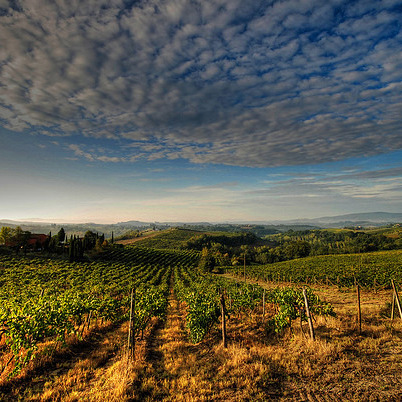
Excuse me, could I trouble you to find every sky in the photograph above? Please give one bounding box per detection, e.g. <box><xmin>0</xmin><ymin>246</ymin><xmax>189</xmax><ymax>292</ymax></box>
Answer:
<box><xmin>1</xmin><ymin>0</ymin><xmax>402</xmax><ymax>223</ymax></box>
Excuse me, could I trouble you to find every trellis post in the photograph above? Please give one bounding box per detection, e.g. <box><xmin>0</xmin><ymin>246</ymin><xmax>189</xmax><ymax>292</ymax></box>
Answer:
<box><xmin>302</xmin><ymin>287</ymin><xmax>315</xmax><ymax>340</ymax></box>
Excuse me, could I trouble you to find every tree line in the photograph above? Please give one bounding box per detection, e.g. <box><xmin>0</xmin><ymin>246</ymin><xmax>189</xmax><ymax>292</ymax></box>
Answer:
<box><xmin>0</xmin><ymin>226</ymin><xmax>112</xmax><ymax>261</ymax></box>
<box><xmin>188</xmin><ymin>229</ymin><xmax>402</xmax><ymax>272</ymax></box>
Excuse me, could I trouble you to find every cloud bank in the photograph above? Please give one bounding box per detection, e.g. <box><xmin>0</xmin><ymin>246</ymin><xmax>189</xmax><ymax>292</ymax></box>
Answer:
<box><xmin>1</xmin><ymin>0</ymin><xmax>402</xmax><ymax>167</ymax></box>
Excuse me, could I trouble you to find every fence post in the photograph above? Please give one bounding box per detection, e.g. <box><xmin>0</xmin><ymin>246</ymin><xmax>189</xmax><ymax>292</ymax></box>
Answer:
<box><xmin>243</xmin><ymin>253</ymin><xmax>246</xmax><ymax>281</ymax></box>
<box><xmin>302</xmin><ymin>287</ymin><xmax>315</xmax><ymax>340</ymax></box>
<box><xmin>127</xmin><ymin>288</ymin><xmax>136</xmax><ymax>358</ymax></box>
<box><xmin>357</xmin><ymin>284</ymin><xmax>362</xmax><ymax>333</ymax></box>
<box><xmin>391</xmin><ymin>280</ymin><xmax>402</xmax><ymax>319</ymax></box>
<box><xmin>391</xmin><ymin>294</ymin><xmax>395</xmax><ymax>321</ymax></box>
<box><xmin>220</xmin><ymin>292</ymin><xmax>227</xmax><ymax>348</ymax></box>
<box><xmin>262</xmin><ymin>289</ymin><xmax>266</xmax><ymax>322</ymax></box>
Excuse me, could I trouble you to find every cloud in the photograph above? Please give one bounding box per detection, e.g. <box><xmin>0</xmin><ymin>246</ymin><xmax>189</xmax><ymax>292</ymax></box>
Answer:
<box><xmin>1</xmin><ymin>0</ymin><xmax>402</xmax><ymax>167</ymax></box>
<box><xmin>68</xmin><ymin>143</ymin><xmax>127</xmax><ymax>162</ymax></box>
<box><xmin>174</xmin><ymin>182</ymin><xmax>239</xmax><ymax>193</ymax></box>
<box><xmin>250</xmin><ymin>164</ymin><xmax>402</xmax><ymax>204</ymax></box>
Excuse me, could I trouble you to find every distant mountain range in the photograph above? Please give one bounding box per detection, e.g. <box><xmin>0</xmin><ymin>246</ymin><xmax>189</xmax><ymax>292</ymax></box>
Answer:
<box><xmin>274</xmin><ymin>212</ymin><xmax>402</xmax><ymax>227</ymax></box>
<box><xmin>113</xmin><ymin>212</ymin><xmax>402</xmax><ymax>227</ymax></box>
<box><xmin>307</xmin><ymin>212</ymin><xmax>402</xmax><ymax>223</ymax></box>
<box><xmin>1</xmin><ymin>212</ymin><xmax>401</xmax><ymax>233</ymax></box>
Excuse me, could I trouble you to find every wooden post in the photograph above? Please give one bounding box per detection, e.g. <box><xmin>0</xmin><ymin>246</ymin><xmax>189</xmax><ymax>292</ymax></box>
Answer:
<box><xmin>86</xmin><ymin>310</ymin><xmax>92</xmax><ymax>330</ymax></box>
<box><xmin>391</xmin><ymin>280</ymin><xmax>402</xmax><ymax>319</ymax></box>
<box><xmin>262</xmin><ymin>289</ymin><xmax>266</xmax><ymax>322</ymax></box>
<box><xmin>127</xmin><ymin>288</ymin><xmax>136</xmax><ymax>358</ymax></box>
<box><xmin>302</xmin><ymin>287</ymin><xmax>315</xmax><ymax>340</ymax></box>
<box><xmin>220</xmin><ymin>292</ymin><xmax>227</xmax><ymax>348</ymax></box>
<box><xmin>243</xmin><ymin>253</ymin><xmax>246</xmax><ymax>281</ymax></box>
<box><xmin>357</xmin><ymin>284</ymin><xmax>362</xmax><ymax>333</ymax></box>
<box><xmin>391</xmin><ymin>294</ymin><xmax>395</xmax><ymax>321</ymax></box>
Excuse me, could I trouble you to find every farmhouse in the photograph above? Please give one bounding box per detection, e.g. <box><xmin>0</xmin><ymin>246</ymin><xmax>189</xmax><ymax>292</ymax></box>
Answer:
<box><xmin>27</xmin><ymin>234</ymin><xmax>49</xmax><ymax>249</ymax></box>
<box><xmin>5</xmin><ymin>233</ymin><xmax>49</xmax><ymax>249</ymax></box>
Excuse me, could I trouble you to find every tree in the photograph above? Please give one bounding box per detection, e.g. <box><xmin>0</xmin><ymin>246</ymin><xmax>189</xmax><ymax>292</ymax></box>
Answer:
<box><xmin>83</xmin><ymin>231</ymin><xmax>97</xmax><ymax>250</ymax></box>
<box><xmin>284</xmin><ymin>240</ymin><xmax>311</xmax><ymax>260</ymax></box>
<box><xmin>69</xmin><ymin>236</ymin><xmax>84</xmax><ymax>262</ymax></box>
<box><xmin>198</xmin><ymin>247</ymin><xmax>216</xmax><ymax>273</ymax></box>
<box><xmin>11</xmin><ymin>226</ymin><xmax>31</xmax><ymax>248</ymax></box>
<box><xmin>57</xmin><ymin>227</ymin><xmax>66</xmax><ymax>244</ymax></box>
<box><xmin>0</xmin><ymin>226</ymin><xmax>12</xmax><ymax>245</ymax></box>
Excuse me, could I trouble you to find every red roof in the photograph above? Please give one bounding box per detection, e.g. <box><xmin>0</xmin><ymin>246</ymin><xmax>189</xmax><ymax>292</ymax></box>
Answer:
<box><xmin>27</xmin><ymin>234</ymin><xmax>49</xmax><ymax>246</ymax></box>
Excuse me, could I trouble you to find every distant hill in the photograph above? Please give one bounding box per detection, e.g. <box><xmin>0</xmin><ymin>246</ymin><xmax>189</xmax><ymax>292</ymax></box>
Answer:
<box><xmin>297</xmin><ymin>212</ymin><xmax>402</xmax><ymax>228</ymax></box>
<box><xmin>311</xmin><ymin>212</ymin><xmax>402</xmax><ymax>224</ymax></box>
<box><xmin>226</xmin><ymin>212</ymin><xmax>402</xmax><ymax>228</ymax></box>
<box><xmin>1</xmin><ymin>212</ymin><xmax>401</xmax><ymax>235</ymax></box>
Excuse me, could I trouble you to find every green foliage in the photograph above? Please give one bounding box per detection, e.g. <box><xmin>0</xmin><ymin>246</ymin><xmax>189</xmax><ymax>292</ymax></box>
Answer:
<box><xmin>198</xmin><ymin>247</ymin><xmax>216</xmax><ymax>273</ymax></box>
<box><xmin>174</xmin><ymin>266</ymin><xmax>263</xmax><ymax>343</ymax></box>
<box><xmin>0</xmin><ymin>254</ymin><xmax>171</xmax><ymax>376</ymax></box>
<box><xmin>100</xmin><ymin>245</ymin><xmax>200</xmax><ymax>269</ymax></box>
<box><xmin>184</xmin><ymin>232</ymin><xmax>258</xmax><ymax>251</ymax></box>
<box><xmin>183</xmin><ymin>290</ymin><xmax>220</xmax><ymax>343</ymax></box>
<box><xmin>133</xmin><ymin>228</ymin><xmax>201</xmax><ymax>249</ymax></box>
<box><xmin>57</xmin><ymin>227</ymin><xmax>66</xmax><ymax>244</ymax></box>
<box><xmin>83</xmin><ymin>231</ymin><xmax>98</xmax><ymax>250</ymax></box>
<box><xmin>0</xmin><ymin>226</ymin><xmax>12</xmax><ymax>245</ymax></box>
<box><xmin>133</xmin><ymin>284</ymin><xmax>169</xmax><ymax>336</ymax></box>
<box><xmin>266</xmin><ymin>287</ymin><xmax>335</xmax><ymax>333</ymax></box>
<box><xmin>264</xmin><ymin>229</ymin><xmax>398</xmax><ymax>259</ymax></box>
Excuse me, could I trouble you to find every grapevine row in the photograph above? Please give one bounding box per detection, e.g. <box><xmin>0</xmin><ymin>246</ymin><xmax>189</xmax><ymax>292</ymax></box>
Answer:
<box><xmin>0</xmin><ymin>254</ymin><xmax>171</xmax><ymax>376</ymax></box>
<box><xmin>229</xmin><ymin>250</ymin><xmax>402</xmax><ymax>288</ymax></box>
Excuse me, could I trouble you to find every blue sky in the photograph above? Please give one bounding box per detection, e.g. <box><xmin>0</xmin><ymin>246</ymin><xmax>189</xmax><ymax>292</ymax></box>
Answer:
<box><xmin>1</xmin><ymin>0</ymin><xmax>402</xmax><ymax>223</ymax></box>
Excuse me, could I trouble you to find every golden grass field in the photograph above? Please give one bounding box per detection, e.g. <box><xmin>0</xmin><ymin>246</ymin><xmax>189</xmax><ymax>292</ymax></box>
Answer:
<box><xmin>1</xmin><ymin>278</ymin><xmax>401</xmax><ymax>401</ymax></box>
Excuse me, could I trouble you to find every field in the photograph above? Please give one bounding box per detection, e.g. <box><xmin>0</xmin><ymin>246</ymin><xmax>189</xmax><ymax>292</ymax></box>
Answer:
<box><xmin>0</xmin><ymin>233</ymin><xmax>401</xmax><ymax>401</ymax></box>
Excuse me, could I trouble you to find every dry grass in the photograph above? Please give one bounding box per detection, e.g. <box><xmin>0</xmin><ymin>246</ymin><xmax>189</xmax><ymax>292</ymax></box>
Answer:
<box><xmin>0</xmin><ymin>320</ymin><xmax>136</xmax><ymax>401</ymax></box>
<box><xmin>1</xmin><ymin>281</ymin><xmax>402</xmax><ymax>401</ymax></box>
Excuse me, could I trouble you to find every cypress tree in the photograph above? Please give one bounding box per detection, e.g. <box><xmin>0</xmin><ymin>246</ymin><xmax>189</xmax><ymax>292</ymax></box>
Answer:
<box><xmin>69</xmin><ymin>238</ymin><xmax>75</xmax><ymax>262</ymax></box>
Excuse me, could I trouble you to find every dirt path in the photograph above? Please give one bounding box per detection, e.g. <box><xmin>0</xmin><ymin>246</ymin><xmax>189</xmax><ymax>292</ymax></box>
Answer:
<box><xmin>131</xmin><ymin>292</ymin><xmax>203</xmax><ymax>401</ymax></box>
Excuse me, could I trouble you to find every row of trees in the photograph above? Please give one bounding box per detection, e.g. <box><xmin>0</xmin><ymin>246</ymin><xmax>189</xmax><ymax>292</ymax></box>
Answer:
<box><xmin>51</xmin><ymin>229</ymin><xmax>109</xmax><ymax>261</ymax></box>
<box><xmin>193</xmin><ymin>229</ymin><xmax>402</xmax><ymax>270</ymax></box>
<box><xmin>0</xmin><ymin>226</ymin><xmax>111</xmax><ymax>261</ymax></box>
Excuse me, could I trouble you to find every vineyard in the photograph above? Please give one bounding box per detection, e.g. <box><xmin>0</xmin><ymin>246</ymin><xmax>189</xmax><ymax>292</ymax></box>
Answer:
<box><xmin>0</xmin><ymin>239</ymin><xmax>401</xmax><ymax>401</ymax></box>
<box><xmin>123</xmin><ymin>228</ymin><xmax>201</xmax><ymax>249</ymax></box>
<box><xmin>0</xmin><ymin>253</ymin><xmax>173</xmax><ymax>379</ymax></box>
<box><xmin>100</xmin><ymin>244</ymin><xmax>200</xmax><ymax>267</ymax></box>
<box><xmin>230</xmin><ymin>249</ymin><xmax>402</xmax><ymax>288</ymax></box>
